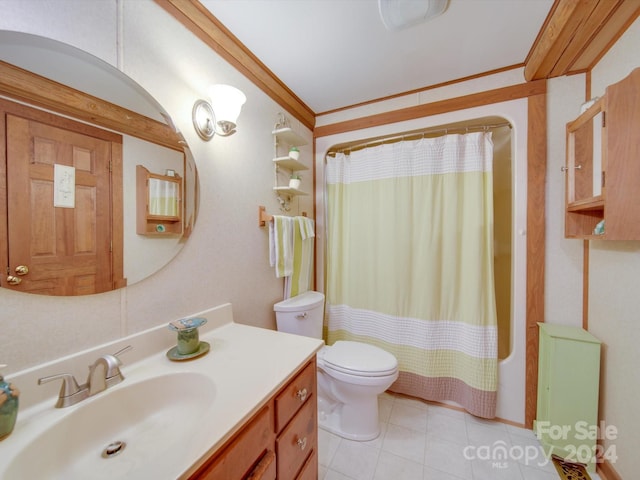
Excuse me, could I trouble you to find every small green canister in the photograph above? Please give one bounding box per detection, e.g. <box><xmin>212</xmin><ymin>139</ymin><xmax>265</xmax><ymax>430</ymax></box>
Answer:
<box><xmin>0</xmin><ymin>364</ymin><xmax>19</xmax><ymax>440</ymax></box>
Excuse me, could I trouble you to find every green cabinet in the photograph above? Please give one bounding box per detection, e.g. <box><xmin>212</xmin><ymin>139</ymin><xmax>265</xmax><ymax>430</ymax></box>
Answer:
<box><xmin>535</xmin><ymin>323</ymin><xmax>601</xmax><ymax>472</ymax></box>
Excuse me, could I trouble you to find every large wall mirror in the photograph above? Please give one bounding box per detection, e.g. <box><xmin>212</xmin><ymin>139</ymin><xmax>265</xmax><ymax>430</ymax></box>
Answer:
<box><xmin>0</xmin><ymin>31</ymin><xmax>199</xmax><ymax>296</ymax></box>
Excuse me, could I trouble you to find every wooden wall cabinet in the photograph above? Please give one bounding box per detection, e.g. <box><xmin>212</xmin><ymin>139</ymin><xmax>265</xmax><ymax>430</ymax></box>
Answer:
<box><xmin>565</xmin><ymin>67</ymin><xmax>640</xmax><ymax>239</ymax></box>
<box><xmin>190</xmin><ymin>358</ymin><xmax>317</xmax><ymax>480</ymax></box>
<box><xmin>535</xmin><ymin>323</ymin><xmax>601</xmax><ymax>473</ymax></box>
<box><xmin>136</xmin><ymin>165</ymin><xmax>183</xmax><ymax>235</ymax></box>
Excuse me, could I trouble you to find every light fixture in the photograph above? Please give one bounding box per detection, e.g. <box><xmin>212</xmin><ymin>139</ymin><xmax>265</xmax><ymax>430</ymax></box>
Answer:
<box><xmin>378</xmin><ymin>0</ymin><xmax>449</xmax><ymax>31</ymax></box>
<box><xmin>192</xmin><ymin>84</ymin><xmax>246</xmax><ymax>140</ymax></box>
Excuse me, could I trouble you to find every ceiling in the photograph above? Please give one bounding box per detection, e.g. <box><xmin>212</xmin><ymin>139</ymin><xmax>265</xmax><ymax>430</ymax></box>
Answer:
<box><xmin>199</xmin><ymin>0</ymin><xmax>554</xmax><ymax>114</ymax></box>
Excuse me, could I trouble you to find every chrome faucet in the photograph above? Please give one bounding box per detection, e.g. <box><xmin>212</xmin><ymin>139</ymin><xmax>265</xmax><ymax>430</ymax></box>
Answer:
<box><xmin>87</xmin><ymin>347</ymin><xmax>130</xmax><ymax>396</ymax></box>
<box><xmin>38</xmin><ymin>345</ymin><xmax>132</xmax><ymax>408</ymax></box>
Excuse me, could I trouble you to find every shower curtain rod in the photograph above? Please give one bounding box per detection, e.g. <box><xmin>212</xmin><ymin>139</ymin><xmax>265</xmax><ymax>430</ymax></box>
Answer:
<box><xmin>326</xmin><ymin>121</ymin><xmax>511</xmax><ymax>156</ymax></box>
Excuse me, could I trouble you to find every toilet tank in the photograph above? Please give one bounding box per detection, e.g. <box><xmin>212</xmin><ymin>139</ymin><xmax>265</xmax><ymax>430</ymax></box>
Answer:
<box><xmin>273</xmin><ymin>291</ymin><xmax>325</xmax><ymax>339</ymax></box>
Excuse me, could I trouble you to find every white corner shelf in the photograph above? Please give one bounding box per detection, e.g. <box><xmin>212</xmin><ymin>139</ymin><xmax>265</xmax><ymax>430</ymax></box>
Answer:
<box><xmin>273</xmin><ymin>156</ymin><xmax>309</xmax><ymax>171</ymax></box>
<box><xmin>273</xmin><ymin>186</ymin><xmax>308</xmax><ymax>196</ymax></box>
<box><xmin>272</xmin><ymin>127</ymin><xmax>307</xmax><ymax>147</ymax></box>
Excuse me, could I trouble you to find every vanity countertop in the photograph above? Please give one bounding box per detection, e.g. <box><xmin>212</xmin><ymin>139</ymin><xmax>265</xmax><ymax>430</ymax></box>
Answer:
<box><xmin>0</xmin><ymin>303</ymin><xmax>324</xmax><ymax>479</ymax></box>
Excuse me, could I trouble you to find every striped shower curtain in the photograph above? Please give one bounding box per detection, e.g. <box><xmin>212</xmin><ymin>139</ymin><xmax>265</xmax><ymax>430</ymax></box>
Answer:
<box><xmin>324</xmin><ymin>132</ymin><xmax>498</xmax><ymax>418</ymax></box>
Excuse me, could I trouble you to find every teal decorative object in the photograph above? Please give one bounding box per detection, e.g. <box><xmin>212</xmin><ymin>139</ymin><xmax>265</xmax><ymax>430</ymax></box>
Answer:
<box><xmin>593</xmin><ymin>219</ymin><xmax>605</xmax><ymax>235</ymax></box>
<box><xmin>0</xmin><ymin>364</ymin><xmax>19</xmax><ymax>440</ymax></box>
<box><xmin>167</xmin><ymin>317</ymin><xmax>208</xmax><ymax>358</ymax></box>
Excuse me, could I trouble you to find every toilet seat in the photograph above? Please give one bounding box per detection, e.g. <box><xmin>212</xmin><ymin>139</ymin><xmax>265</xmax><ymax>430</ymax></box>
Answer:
<box><xmin>320</xmin><ymin>341</ymin><xmax>398</xmax><ymax>377</ymax></box>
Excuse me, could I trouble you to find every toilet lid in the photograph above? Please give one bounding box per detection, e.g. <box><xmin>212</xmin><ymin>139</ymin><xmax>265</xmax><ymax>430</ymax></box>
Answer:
<box><xmin>322</xmin><ymin>341</ymin><xmax>398</xmax><ymax>376</ymax></box>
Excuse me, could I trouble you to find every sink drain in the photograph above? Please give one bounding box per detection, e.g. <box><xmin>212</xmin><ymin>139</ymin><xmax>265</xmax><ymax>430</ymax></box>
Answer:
<box><xmin>102</xmin><ymin>441</ymin><xmax>126</xmax><ymax>458</ymax></box>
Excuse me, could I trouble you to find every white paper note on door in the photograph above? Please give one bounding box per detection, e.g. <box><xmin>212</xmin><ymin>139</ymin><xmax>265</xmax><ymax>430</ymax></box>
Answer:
<box><xmin>54</xmin><ymin>164</ymin><xmax>75</xmax><ymax>208</ymax></box>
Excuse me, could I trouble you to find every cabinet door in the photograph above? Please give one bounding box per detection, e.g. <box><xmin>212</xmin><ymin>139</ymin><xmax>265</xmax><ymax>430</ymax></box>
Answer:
<box><xmin>564</xmin><ymin>99</ymin><xmax>606</xmax><ymax>238</ymax></box>
<box><xmin>566</xmin><ymin>103</ymin><xmax>604</xmax><ymax>205</ymax></box>
<box><xmin>601</xmin><ymin>67</ymin><xmax>640</xmax><ymax>239</ymax></box>
<box><xmin>535</xmin><ymin>324</ymin><xmax>601</xmax><ymax>472</ymax></box>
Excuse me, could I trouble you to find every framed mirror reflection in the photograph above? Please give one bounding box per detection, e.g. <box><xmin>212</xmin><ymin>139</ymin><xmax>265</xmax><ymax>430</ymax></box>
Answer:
<box><xmin>0</xmin><ymin>31</ymin><xmax>199</xmax><ymax>295</ymax></box>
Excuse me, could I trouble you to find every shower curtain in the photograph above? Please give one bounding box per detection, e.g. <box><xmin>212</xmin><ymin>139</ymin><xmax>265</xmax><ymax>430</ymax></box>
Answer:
<box><xmin>325</xmin><ymin>132</ymin><xmax>498</xmax><ymax>418</ymax></box>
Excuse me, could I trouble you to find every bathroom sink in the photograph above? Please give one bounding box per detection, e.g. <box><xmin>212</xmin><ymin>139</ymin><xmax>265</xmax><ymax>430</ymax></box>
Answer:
<box><xmin>5</xmin><ymin>372</ymin><xmax>216</xmax><ymax>479</ymax></box>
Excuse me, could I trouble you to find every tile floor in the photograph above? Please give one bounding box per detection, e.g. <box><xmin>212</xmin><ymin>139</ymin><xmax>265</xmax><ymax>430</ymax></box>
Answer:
<box><xmin>318</xmin><ymin>392</ymin><xmax>602</xmax><ymax>480</ymax></box>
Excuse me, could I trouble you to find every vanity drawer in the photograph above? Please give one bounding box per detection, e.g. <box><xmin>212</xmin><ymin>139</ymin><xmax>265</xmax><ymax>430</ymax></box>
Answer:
<box><xmin>275</xmin><ymin>360</ymin><xmax>315</xmax><ymax>432</ymax></box>
<box><xmin>192</xmin><ymin>405</ymin><xmax>275</xmax><ymax>480</ymax></box>
<box><xmin>276</xmin><ymin>398</ymin><xmax>317</xmax><ymax>480</ymax></box>
<box><xmin>296</xmin><ymin>449</ymin><xmax>318</xmax><ymax>480</ymax></box>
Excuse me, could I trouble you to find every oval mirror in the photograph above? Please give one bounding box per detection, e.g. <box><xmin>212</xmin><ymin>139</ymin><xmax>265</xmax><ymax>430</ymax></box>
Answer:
<box><xmin>0</xmin><ymin>31</ymin><xmax>198</xmax><ymax>296</ymax></box>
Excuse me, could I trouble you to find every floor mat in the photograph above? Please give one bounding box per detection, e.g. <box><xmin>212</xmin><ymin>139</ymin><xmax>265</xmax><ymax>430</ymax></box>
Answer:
<box><xmin>551</xmin><ymin>455</ymin><xmax>592</xmax><ymax>480</ymax></box>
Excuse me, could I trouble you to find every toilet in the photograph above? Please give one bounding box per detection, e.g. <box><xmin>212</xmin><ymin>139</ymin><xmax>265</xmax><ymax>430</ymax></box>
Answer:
<box><xmin>274</xmin><ymin>291</ymin><xmax>398</xmax><ymax>441</ymax></box>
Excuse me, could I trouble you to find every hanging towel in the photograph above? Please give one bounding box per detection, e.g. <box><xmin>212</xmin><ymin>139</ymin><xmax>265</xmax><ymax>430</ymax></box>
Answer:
<box><xmin>269</xmin><ymin>215</ymin><xmax>295</xmax><ymax>278</ymax></box>
<box><xmin>285</xmin><ymin>216</ymin><xmax>315</xmax><ymax>298</ymax></box>
<box><xmin>297</xmin><ymin>216</ymin><xmax>315</xmax><ymax>240</ymax></box>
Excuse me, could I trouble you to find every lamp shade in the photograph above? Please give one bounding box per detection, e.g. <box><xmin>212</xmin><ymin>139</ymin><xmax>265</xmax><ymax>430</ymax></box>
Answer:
<box><xmin>209</xmin><ymin>84</ymin><xmax>246</xmax><ymax>126</ymax></box>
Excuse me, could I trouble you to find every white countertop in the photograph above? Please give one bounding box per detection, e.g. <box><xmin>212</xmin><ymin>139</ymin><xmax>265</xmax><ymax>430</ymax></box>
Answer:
<box><xmin>0</xmin><ymin>303</ymin><xmax>324</xmax><ymax>479</ymax></box>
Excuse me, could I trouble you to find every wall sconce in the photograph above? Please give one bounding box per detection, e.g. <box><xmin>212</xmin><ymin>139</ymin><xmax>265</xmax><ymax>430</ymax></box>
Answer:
<box><xmin>192</xmin><ymin>84</ymin><xmax>246</xmax><ymax>140</ymax></box>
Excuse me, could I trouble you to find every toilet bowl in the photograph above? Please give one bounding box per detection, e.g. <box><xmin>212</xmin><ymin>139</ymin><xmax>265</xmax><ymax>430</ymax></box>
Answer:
<box><xmin>274</xmin><ymin>292</ymin><xmax>399</xmax><ymax>441</ymax></box>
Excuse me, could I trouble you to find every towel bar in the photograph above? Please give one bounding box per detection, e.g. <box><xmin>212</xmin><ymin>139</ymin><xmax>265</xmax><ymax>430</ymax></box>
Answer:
<box><xmin>258</xmin><ymin>205</ymin><xmax>306</xmax><ymax>227</ymax></box>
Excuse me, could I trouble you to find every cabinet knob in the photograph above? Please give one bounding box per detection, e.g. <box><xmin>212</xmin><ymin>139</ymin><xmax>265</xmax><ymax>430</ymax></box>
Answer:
<box><xmin>6</xmin><ymin>275</ymin><xmax>21</xmax><ymax>286</ymax></box>
<box><xmin>296</xmin><ymin>437</ymin><xmax>307</xmax><ymax>451</ymax></box>
<box><xmin>295</xmin><ymin>388</ymin><xmax>308</xmax><ymax>402</ymax></box>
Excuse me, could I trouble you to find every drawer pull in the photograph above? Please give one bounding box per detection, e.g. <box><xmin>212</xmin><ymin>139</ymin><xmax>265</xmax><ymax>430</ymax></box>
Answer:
<box><xmin>296</xmin><ymin>388</ymin><xmax>308</xmax><ymax>402</ymax></box>
<box><xmin>246</xmin><ymin>449</ymin><xmax>275</xmax><ymax>479</ymax></box>
<box><xmin>297</xmin><ymin>437</ymin><xmax>307</xmax><ymax>451</ymax></box>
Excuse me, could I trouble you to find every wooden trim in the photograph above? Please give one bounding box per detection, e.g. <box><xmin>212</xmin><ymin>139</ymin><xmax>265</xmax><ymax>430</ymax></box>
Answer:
<box><xmin>548</xmin><ymin>0</ymin><xmax>620</xmax><ymax>78</ymax></box>
<box><xmin>597</xmin><ymin>459</ymin><xmax>623</xmax><ymax>480</ymax></box>
<box><xmin>0</xmin><ymin>98</ymin><xmax>122</xmax><ymax>143</ymax></box>
<box><xmin>569</xmin><ymin>1</ymin><xmax>640</xmax><ymax>72</ymax></box>
<box><xmin>154</xmin><ymin>0</ymin><xmax>315</xmax><ymax>131</ymax></box>
<box><xmin>525</xmin><ymin>0</ymin><xmax>640</xmax><ymax>81</ymax></box>
<box><xmin>315</xmin><ymin>63</ymin><xmax>525</xmax><ymax>117</ymax></box>
<box><xmin>525</xmin><ymin>91</ymin><xmax>547</xmax><ymax>428</ymax></box>
<box><xmin>0</xmin><ymin>99</ymin><xmax>7</xmax><ymax>289</ymax></box>
<box><xmin>0</xmin><ymin>60</ymin><xmax>182</xmax><ymax>152</ymax></box>
<box><xmin>111</xmin><ymin>143</ymin><xmax>126</xmax><ymax>289</ymax></box>
<box><xmin>314</xmin><ymin>80</ymin><xmax>547</xmax><ymax>139</ymax></box>
<box><xmin>583</xmin><ymin>240</ymin><xmax>589</xmax><ymax>330</ymax></box>
<box><xmin>525</xmin><ymin>0</ymin><xmax>593</xmax><ymax>81</ymax></box>
<box><xmin>523</xmin><ymin>0</ymin><xmax>560</xmax><ymax>69</ymax></box>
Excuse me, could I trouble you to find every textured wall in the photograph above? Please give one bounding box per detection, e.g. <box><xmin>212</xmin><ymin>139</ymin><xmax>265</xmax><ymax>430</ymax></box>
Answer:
<box><xmin>0</xmin><ymin>0</ymin><xmax>313</xmax><ymax>372</ymax></box>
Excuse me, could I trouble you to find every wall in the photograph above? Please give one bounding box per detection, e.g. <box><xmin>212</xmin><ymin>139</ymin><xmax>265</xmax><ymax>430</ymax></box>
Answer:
<box><xmin>123</xmin><ymin>137</ymin><xmax>185</xmax><ymax>284</ymax></box>
<box><xmin>0</xmin><ymin>0</ymin><xmax>313</xmax><ymax>374</ymax></box>
<box><xmin>587</xmin><ymin>17</ymin><xmax>640</xmax><ymax>479</ymax></box>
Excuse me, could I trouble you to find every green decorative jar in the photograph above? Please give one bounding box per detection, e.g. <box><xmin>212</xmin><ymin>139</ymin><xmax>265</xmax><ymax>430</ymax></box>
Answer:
<box><xmin>0</xmin><ymin>364</ymin><xmax>19</xmax><ymax>440</ymax></box>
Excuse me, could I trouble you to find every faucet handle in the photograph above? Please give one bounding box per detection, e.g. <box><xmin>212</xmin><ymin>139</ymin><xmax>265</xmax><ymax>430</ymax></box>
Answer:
<box><xmin>113</xmin><ymin>345</ymin><xmax>133</xmax><ymax>359</ymax></box>
<box><xmin>38</xmin><ymin>373</ymin><xmax>87</xmax><ymax>408</ymax></box>
<box><xmin>107</xmin><ymin>345</ymin><xmax>132</xmax><ymax>377</ymax></box>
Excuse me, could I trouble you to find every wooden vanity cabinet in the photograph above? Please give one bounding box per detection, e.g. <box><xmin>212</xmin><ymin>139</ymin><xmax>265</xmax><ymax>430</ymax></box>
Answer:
<box><xmin>189</xmin><ymin>358</ymin><xmax>317</xmax><ymax>480</ymax></box>
<box><xmin>275</xmin><ymin>361</ymin><xmax>317</xmax><ymax>480</ymax></box>
<box><xmin>565</xmin><ymin>67</ymin><xmax>640</xmax><ymax>239</ymax></box>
